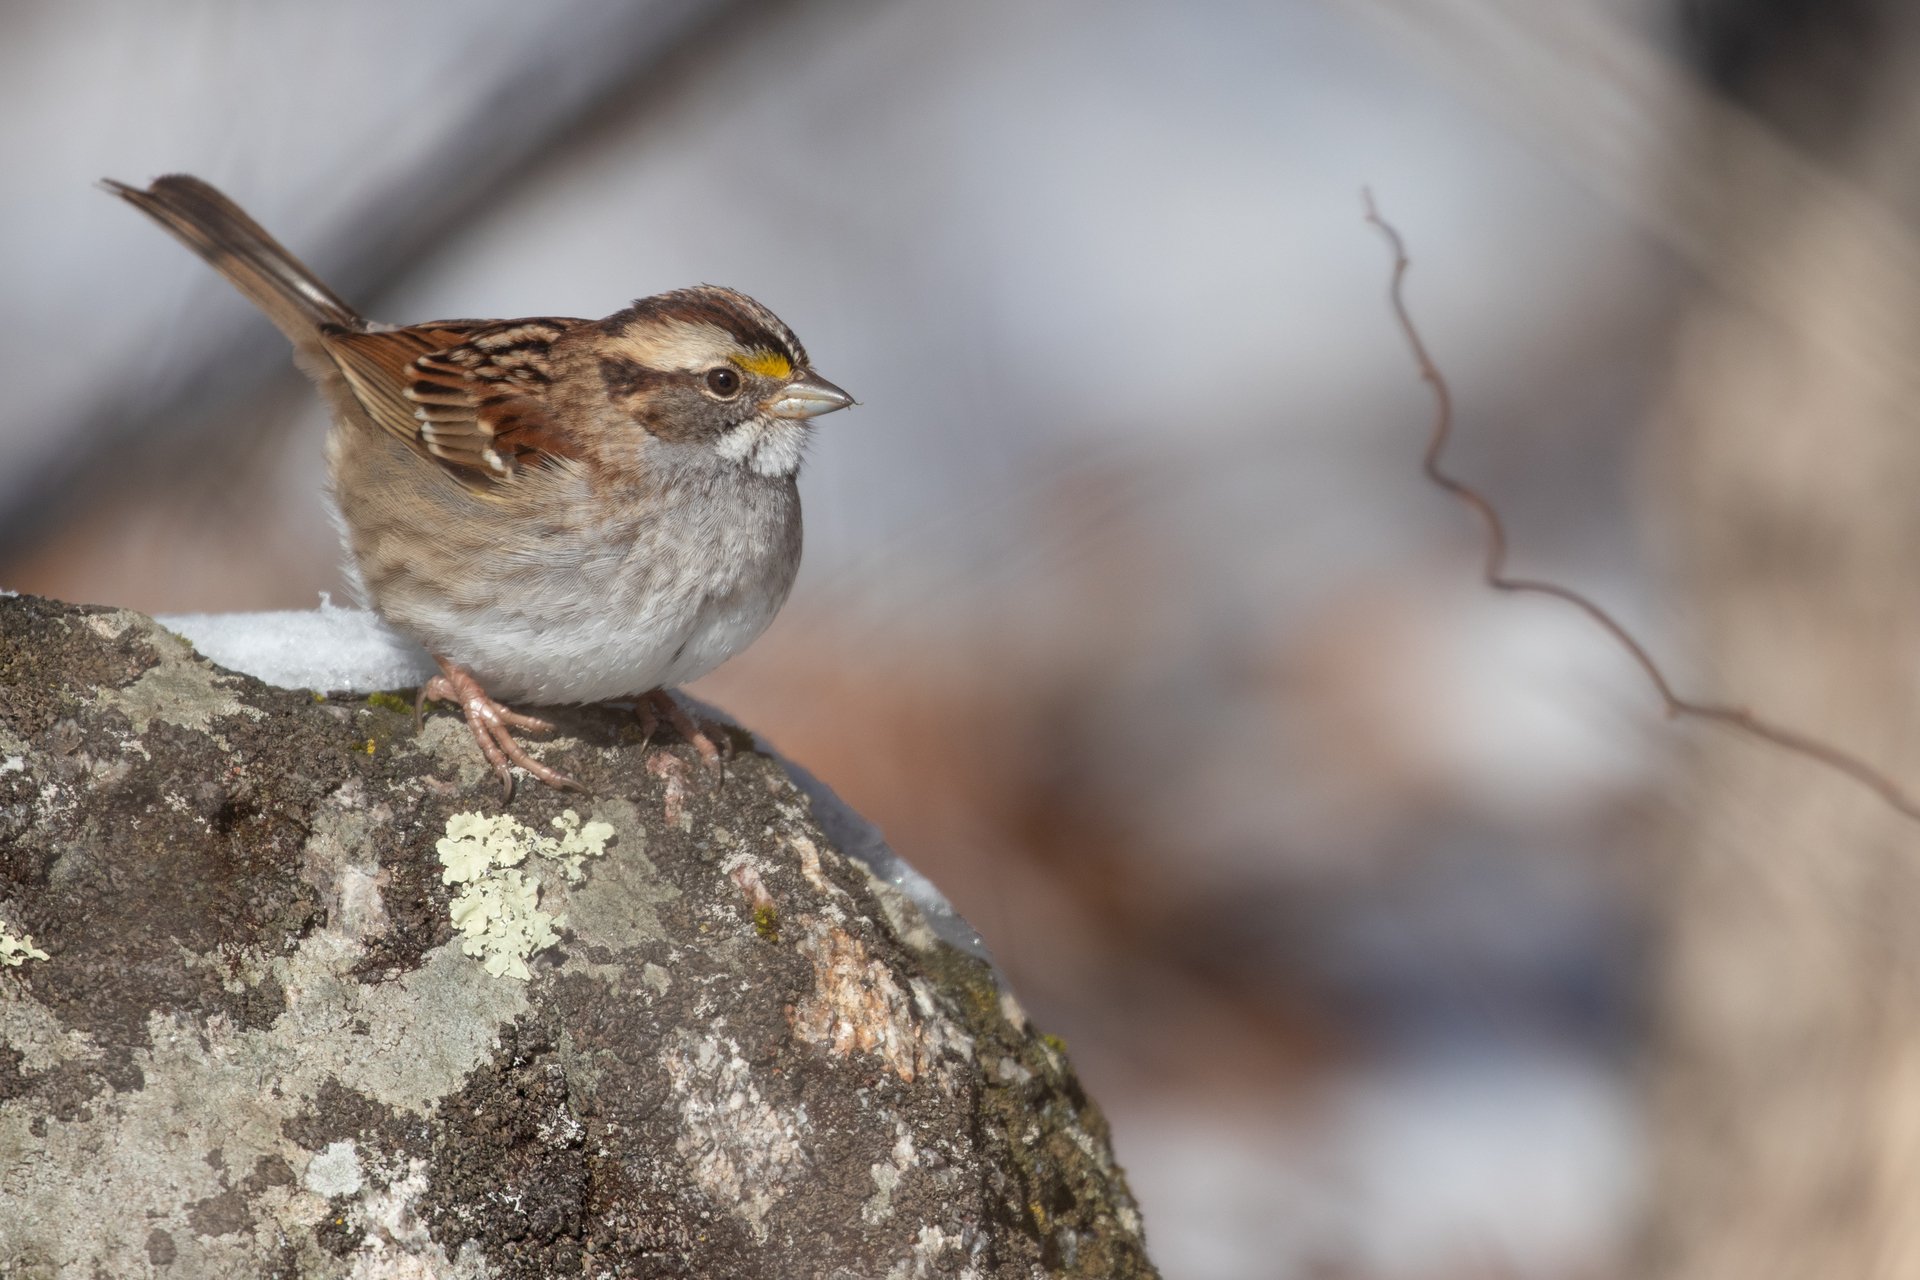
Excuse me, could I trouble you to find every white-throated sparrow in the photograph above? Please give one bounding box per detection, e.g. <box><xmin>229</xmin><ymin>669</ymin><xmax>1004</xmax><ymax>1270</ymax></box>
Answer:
<box><xmin>108</xmin><ymin>174</ymin><xmax>851</xmax><ymax>796</ymax></box>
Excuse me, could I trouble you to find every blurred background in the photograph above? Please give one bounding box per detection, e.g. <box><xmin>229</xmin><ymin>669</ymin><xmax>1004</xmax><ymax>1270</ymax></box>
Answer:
<box><xmin>11</xmin><ymin>1</ymin><xmax>1920</xmax><ymax>1275</ymax></box>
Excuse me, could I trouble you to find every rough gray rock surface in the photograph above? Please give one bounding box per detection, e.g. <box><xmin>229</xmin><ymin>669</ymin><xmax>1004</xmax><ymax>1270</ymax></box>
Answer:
<box><xmin>0</xmin><ymin>595</ymin><xmax>1156</xmax><ymax>1279</ymax></box>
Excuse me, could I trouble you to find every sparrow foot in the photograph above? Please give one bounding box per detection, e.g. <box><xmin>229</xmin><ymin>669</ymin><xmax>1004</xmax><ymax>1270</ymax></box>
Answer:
<box><xmin>635</xmin><ymin>689</ymin><xmax>726</xmax><ymax>771</ymax></box>
<box><xmin>420</xmin><ymin>658</ymin><xmax>585</xmax><ymax>799</ymax></box>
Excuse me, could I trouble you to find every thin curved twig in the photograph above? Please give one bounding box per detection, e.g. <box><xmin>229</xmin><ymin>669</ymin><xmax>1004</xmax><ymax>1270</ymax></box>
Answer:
<box><xmin>1362</xmin><ymin>189</ymin><xmax>1920</xmax><ymax>825</ymax></box>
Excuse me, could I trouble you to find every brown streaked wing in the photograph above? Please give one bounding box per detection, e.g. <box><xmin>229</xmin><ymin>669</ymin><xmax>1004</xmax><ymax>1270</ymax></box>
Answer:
<box><xmin>322</xmin><ymin>317</ymin><xmax>586</xmax><ymax>486</ymax></box>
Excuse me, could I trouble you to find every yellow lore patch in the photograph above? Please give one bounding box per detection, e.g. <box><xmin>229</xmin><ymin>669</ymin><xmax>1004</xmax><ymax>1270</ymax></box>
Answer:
<box><xmin>731</xmin><ymin>349</ymin><xmax>793</xmax><ymax>381</ymax></box>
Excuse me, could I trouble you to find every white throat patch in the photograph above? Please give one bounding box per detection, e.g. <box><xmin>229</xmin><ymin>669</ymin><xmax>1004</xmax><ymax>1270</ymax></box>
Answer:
<box><xmin>715</xmin><ymin>417</ymin><xmax>807</xmax><ymax>477</ymax></box>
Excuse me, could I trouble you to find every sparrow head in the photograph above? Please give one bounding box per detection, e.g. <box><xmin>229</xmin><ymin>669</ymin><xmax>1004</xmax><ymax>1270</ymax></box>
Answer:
<box><xmin>593</xmin><ymin>285</ymin><xmax>852</xmax><ymax>477</ymax></box>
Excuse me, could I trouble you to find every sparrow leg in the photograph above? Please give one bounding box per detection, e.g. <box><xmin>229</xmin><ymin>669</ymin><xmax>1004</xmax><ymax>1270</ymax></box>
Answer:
<box><xmin>420</xmin><ymin>658</ymin><xmax>584</xmax><ymax>799</ymax></box>
<box><xmin>636</xmin><ymin>689</ymin><xmax>724</xmax><ymax>770</ymax></box>
<box><xmin>634</xmin><ymin>696</ymin><xmax>660</xmax><ymax>752</ymax></box>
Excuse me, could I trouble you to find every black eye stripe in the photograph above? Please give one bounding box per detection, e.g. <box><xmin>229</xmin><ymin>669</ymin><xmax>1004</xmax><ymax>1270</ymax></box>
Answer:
<box><xmin>602</xmin><ymin>358</ymin><xmax>763</xmax><ymax>403</ymax></box>
<box><xmin>598</xmin><ymin>357</ymin><xmax>671</xmax><ymax>399</ymax></box>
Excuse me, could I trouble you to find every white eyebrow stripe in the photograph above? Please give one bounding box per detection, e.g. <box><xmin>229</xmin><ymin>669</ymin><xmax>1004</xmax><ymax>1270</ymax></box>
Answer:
<box><xmin>613</xmin><ymin>319</ymin><xmax>738</xmax><ymax>371</ymax></box>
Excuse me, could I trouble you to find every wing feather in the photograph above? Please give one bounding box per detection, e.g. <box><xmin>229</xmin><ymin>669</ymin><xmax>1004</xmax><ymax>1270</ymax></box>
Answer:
<box><xmin>322</xmin><ymin>317</ymin><xmax>586</xmax><ymax>489</ymax></box>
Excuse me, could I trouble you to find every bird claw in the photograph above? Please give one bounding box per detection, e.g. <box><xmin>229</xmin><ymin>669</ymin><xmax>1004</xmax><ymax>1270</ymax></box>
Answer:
<box><xmin>636</xmin><ymin>689</ymin><xmax>727</xmax><ymax>777</ymax></box>
<box><xmin>419</xmin><ymin>661</ymin><xmax>584</xmax><ymax>799</ymax></box>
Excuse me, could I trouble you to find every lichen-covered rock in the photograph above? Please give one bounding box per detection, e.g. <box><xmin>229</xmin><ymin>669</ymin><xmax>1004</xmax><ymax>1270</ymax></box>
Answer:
<box><xmin>0</xmin><ymin>595</ymin><xmax>1156</xmax><ymax>1279</ymax></box>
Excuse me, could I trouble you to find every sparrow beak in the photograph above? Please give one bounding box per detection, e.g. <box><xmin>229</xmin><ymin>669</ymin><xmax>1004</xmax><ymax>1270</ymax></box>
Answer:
<box><xmin>765</xmin><ymin>371</ymin><xmax>854</xmax><ymax>420</ymax></box>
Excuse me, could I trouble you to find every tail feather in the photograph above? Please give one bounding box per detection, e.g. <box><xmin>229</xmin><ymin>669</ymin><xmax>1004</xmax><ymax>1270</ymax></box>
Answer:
<box><xmin>104</xmin><ymin>175</ymin><xmax>364</xmax><ymax>341</ymax></box>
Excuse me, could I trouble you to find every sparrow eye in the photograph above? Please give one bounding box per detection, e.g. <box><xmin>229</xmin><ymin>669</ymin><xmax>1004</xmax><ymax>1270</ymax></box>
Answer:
<box><xmin>704</xmin><ymin>367</ymin><xmax>742</xmax><ymax>399</ymax></box>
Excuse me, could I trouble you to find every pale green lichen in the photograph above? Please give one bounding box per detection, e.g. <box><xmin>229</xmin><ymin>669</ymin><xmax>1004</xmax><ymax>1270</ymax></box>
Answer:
<box><xmin>435</xmin><ymin>809</ymin><xmax>615</xmax><ymax>981</ymax></box>
<box><xmin>1</xmin><ymin>926</ymin><xmax>48</xmax><ymax>967</ymax></box>
<box><xmin>95</xmin><ymin>642</ymin><xmax>261</xmax><ymax>736</ymax></box>
<box><xmin>548</xmin><ymin>809</ymin><xmax>618</xmax><ymax>882</ymax></box>
<box><xmin>449</xmin><ymin>868</ymin><xmax>559</xmax><ymax>980</ymax></box>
